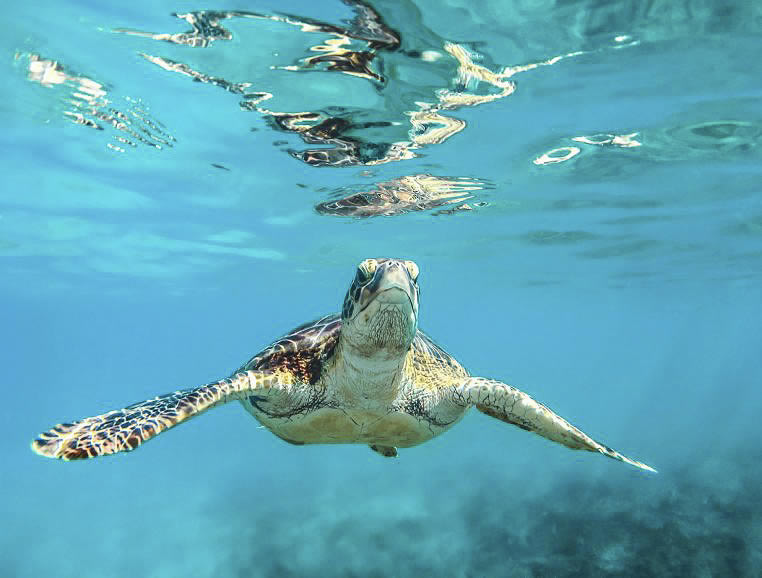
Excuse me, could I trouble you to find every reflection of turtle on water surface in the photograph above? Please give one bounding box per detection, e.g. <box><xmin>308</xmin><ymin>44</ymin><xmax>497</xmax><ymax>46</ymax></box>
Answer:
<box><xmin>316</xmin><ymin>174</ymin><xmax>487</xmax><ymax>217</ymax></box>
<box><xmin>32</xmin><ymin>258</ymin><xmax>655</xmax><ymax>472</ymax></box>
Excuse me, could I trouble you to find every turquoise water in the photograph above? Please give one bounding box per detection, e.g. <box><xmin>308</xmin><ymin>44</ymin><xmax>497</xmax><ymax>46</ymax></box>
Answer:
<box><xmin>3</xmin><ymin>0</ymin><xmax>762</xmax><ymax>575</ymax></box>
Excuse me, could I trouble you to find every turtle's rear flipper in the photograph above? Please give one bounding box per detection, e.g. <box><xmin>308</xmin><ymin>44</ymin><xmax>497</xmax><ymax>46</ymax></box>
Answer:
<box><xmin>455</xmin><ymin>377</ymin><xmax>657</xmax><ymax>473</ymax></box>
<box><xmin>31</xmin><ymin>371</ymin><xmax>281</xmax><ymax>460</ymax></box>
<box><xmin>369</xmin><ymin>444</ymin><xmax>398</xmax><ymax>457</ymax></box>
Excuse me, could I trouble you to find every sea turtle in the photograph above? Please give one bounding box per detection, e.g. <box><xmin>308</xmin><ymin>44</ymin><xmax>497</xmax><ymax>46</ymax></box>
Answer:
<box><xmin>31</xmin><ymin>258</ymin><xmax>655</xmax><ymax>472</ymax></box>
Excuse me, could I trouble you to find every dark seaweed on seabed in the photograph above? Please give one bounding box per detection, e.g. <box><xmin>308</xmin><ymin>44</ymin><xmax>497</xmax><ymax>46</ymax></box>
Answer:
<box><xmin>213</xmin><ymin>450</ymin><xmax>761</xmax><ymax>577</ymax></box>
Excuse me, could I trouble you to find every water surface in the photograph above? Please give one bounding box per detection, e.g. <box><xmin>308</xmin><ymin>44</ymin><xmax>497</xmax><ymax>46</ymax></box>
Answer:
<box><xmin>2</xmin><ymin>1</ymin><xmax>761</xmax><ymax>576</ymax></box>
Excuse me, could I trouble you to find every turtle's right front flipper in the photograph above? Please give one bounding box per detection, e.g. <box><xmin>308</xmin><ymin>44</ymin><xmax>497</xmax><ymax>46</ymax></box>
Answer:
<box><xmin>453</xmin><ymin>377</ymin><xmax>656</xmax><ymax>472</ymax></box>
<box><xmin>31</xmin><ymin>371</ymin><xmax>283</xmax><ymax>460</ymax></box>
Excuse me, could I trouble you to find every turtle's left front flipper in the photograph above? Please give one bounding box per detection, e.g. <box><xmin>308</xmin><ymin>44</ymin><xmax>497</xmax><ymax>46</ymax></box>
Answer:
<box><xmin>31</xmin><ymin>371</ymin><xmax>282</xmax><ymax>460</ymax></box>
<box><xmin>453</xmin><ymin>377</ymin><xmax>656</xmax><ymax>472</ymax></box>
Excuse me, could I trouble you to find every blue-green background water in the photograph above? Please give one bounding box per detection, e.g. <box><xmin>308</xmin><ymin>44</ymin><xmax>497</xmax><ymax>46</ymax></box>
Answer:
<box><xmin>2</xmin><ymin>1</ymin><xmax>761</xmax><ymax>575</ymax></box>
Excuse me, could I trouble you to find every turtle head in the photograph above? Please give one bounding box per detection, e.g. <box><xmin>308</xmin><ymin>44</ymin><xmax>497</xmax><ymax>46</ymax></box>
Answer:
<box><xmin>340</xmin><ymin>258</ymin><xmax>420</xmax><ymax>358</ymax></box>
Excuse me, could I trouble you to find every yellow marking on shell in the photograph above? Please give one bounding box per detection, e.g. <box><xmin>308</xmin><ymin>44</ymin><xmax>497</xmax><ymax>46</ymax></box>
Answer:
<box><xmin>404</xmin><ymin>334</ymin><xmax>469</xmax><ymax>391</ymax></box>
<box><xmin>271</xmin><ymin>368</ymin><xmax>299</xmax><ymax>386</ymax></box>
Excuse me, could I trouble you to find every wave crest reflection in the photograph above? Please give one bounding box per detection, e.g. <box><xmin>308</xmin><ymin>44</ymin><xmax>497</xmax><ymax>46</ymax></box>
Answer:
<box><xmin>115</xmin><ymin>2</ymin><xmax>585</xmax><ymax>167</ymax></box>
<box><xmin>18</xmin><ymin>53</ymin><xmax>175</xmax><ymax>153</ymax></box>
<box><xmin>316</xmin><ymin>174</ymin><xmax>488</xmax><ymax>216</ymax></box>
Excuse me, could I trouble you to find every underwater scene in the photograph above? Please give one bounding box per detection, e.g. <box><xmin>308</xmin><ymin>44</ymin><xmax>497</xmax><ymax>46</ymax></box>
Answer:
<box><xmin>2</xmin><ymin>0</ymin><xmax>761</xmax><ymax>575</ymax></box>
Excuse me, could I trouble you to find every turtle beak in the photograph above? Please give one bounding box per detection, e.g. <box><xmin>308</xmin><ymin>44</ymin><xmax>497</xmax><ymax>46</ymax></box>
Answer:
<box><xmin>360</xmin><ymin>261</ymin><xmax>418</xmax><ymax>318</ymax></box>
<box><xmin>343</xmin><ymin>259</ymin><xmax>419</xmax><ymax>356</ymax></box>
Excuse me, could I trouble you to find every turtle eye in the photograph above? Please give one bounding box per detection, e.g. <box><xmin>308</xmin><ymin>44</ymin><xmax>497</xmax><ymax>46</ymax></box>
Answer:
<box><xmin>364</xmin><ymin>259</ymin><xmax>377</xmax><ymax>275</ymax></box>
<box><xmin>404</xmin><ymin>261</ymin><xmax>419</xmax><ymax>282</ymax></box>
<box><xmin>356</xmin><ymin>259</ymin><xmax>377</xmax><ymax>283</ymax></box>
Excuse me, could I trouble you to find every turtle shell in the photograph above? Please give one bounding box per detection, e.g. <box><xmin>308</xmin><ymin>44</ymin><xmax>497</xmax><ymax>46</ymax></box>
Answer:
<box><xmin>235</xmin><ymin>314</ymin><xmax>341</xmax><ymax>385</ymax></box>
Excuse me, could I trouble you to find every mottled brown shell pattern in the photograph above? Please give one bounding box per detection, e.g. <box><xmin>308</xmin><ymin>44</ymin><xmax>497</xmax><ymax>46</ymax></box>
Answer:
<box><xmin>236</xmin><ymin>312</ymin><xmax>467</xmax><ymax>392</ymax></box>
<box><xmin>236</xmin><ymin>314</ymin><xmax>342</xmax><ymax>385</ymax></box>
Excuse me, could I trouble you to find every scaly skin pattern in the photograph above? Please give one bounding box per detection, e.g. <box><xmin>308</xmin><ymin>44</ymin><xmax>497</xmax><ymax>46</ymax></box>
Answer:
<box><xmin>31</xmin><ymin>258</ymin><xmax>656</xmax><ymax>472</ymax></box>
<box><xmin>30</xmin><ymin>322</ymin><xmax>468</xmax><ymax>460</ymax></box>
<box><xmin>453</xmin><ymin>378</ymin><xmax>656</xmax><ymax>472</ymax></box>
<box><xmin>31</xmin><ymin>371</ymin><xmax>282</xmax><ymax>460</ymax></box>
<box><xmin>239</xmin><ymin>326</ymin><xmax>470</xmax><ymax>448</ymax></box>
